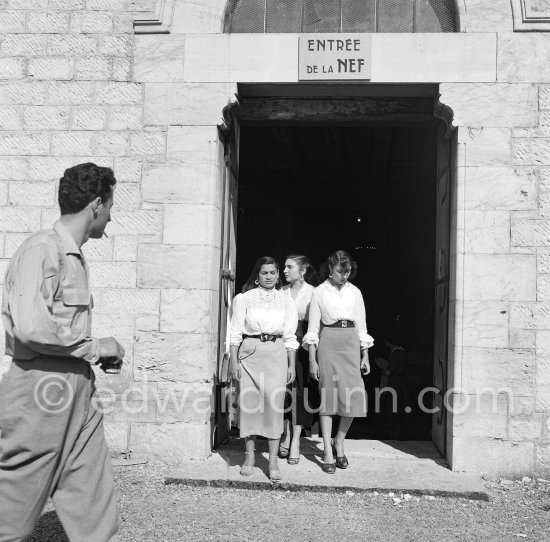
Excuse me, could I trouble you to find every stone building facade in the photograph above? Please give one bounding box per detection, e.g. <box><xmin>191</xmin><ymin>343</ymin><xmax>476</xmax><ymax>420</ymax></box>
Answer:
<box><xmin>0</xmin><ymin>0</ymin><xmax>549</xmax><ymax>476</ymax></box>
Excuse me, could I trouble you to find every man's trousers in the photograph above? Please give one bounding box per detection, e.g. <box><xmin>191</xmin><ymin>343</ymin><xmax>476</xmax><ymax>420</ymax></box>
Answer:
<box><xmin>0</xmin><ymin>357</ymin><xmax>119</xmax><ymax>542</ymax></box>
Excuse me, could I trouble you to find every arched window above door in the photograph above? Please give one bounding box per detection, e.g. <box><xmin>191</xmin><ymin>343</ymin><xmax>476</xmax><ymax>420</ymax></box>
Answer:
<box><xmin>225</xmin><ymin>0</ymin><xmax>458</xmax><ymax>33</ymax></box>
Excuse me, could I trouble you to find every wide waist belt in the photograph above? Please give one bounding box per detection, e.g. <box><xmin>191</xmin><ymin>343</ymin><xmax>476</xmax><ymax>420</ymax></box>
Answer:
<box><xmin>14</xmin><ymin>355</ymin><xmax>82</xmax><ymax>363</ymax></box>
<box><xmin>326</xmin><ymin>320</ymin><xmax>355</xmax><ymax>328</ymax></box>
<box><xmin>243</xmin><ymin>333</ymin><xmax>282</xmax><ymax>342</ymax></box>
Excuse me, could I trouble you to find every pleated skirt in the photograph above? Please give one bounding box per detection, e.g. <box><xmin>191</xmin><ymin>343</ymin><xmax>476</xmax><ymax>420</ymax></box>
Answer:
<box><xmin>238</xmin><ymin>336</ymin><xmax>287</xmax><ymax>439</ymax></box>
<box><xmin>318</xmin><ymin>327</ymin><xmax>367</xmax><ymax>417</ymax></box>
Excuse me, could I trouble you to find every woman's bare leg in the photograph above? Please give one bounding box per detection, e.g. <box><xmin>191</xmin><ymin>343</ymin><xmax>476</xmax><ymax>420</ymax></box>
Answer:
<box><xmin>319</xmin><ymin>415</ymin><xmax>333</xmax><ymax>463</ymax></box>
<box><xmin>279</xmin><ymin>418</ymin><xmax>291</xmax><ymax>455</ymax></box>
<box><xmin>334</xmin><ymin>416</ymin><xmax>354</xmax><ymax>456</ymax></box>
<box><xmin>268</xmin><ymin>438</ymin><xmax>282</xmax><ymax>480</ymax></box>
<box><xmin>243</xmin><ymin>435</ymin><xmax>256</xmax><ymax>466</ymax></box>
<box><xmin>240</xmin><ymin>435</ymin><xmax>256</xmax><ymax>476</ymax></box>
<box><xmin>289</xmin><ymin>424</ymin><xmax>302</xmax><ymax>459</ymax></box>
<box><xmin>268</xmin><ymin>438</ymin><xmax>280</xmax><ymax>467</ymax></box>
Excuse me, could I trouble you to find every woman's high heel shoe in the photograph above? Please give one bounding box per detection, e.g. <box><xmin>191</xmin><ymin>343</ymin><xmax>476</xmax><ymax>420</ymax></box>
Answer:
<box><xmin>268</xmin><ymin>454</ymin><xmax>282</xmax><ymax>482</ymax></box>
<box><xmin>240</xmin><ymin>451</ymin><xmax>255</xmax><ymax>476</ymax></box>
<box><xmin>332</xmin><ymin>441</ymin><xmax>349</xmax><ymax>469</ymax></box>
<box><xmin>335</xmin><ymin>456</ymin><xmax>349</xmax><ymax>469</ymax></box>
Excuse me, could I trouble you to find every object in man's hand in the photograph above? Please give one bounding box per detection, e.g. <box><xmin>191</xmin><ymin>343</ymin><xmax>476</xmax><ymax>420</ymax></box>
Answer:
<box><xmin>100</xmin><ymin>357</ymin><xmax>122</xmax><ymax>374</ymax></box>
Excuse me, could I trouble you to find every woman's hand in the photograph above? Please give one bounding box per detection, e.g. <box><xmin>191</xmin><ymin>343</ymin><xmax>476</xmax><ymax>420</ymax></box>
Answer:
<box><xmin>360</xmin><ymin>351</ymin><xmax>370</xmax><ymax>375</ymax></box>
<box><xmin>229</xmin><ymin>360</ymin><xmax>241</xmax><ymax>381</ymax></box>
<box><xmin>287</xmin><ymin>365</ymin><xmax>296</xmax><ymax>384</ymax></box>
<box><xmin>309</xmin><ymin>360</ymin><xmax>320</xmax><ymax>381</ymax></box>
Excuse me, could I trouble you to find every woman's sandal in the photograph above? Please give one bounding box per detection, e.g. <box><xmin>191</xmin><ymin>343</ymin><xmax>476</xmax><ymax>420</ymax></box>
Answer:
<box><xmin>321</xmin><ymin>462</ymin><xmax>336</xmax><ymax>474</ymax></box>
<box><xmin>287</xmin><ymin>443</ymin><xmax>301</xmax><ymax>465</ymax></box>
<box><xmin>240</xmin><ymin>451</ymin><xmax>255</xmax><ymax>476</ymax></box>
<box><xmin>268</xmin><ymin>454</ymin><xmax>282</xmax><ymax>482</ymax></box>
<box><xmin>278</xmin><ymin>444</ymin><xmax>290</xmax><ymax>459</ymax></box>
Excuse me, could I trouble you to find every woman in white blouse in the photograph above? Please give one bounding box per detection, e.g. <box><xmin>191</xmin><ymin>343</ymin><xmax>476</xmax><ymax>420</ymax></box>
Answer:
<box><xmin>304</xmin><ymin>250</ymin><xmax>374</xmax><ymax>474</ymax></box>
<box><xmin>279</xmin><ymin>254</ymin><xmax>319</xmax><ymax>464</ymax></box>
<box><xmin>229</xmin><ymin>256</ymin><xmax>298</xmax><ymax>482</ymax></box>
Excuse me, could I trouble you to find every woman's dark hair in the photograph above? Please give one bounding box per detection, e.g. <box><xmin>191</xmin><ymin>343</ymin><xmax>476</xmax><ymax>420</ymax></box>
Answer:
<box><xmin>58</xmin><ymin>162</ymin><xmax>116</xmax><ymax>215</ymax></box>
<box><xmin>285</xmin><ymin>254</ymin><xmax>320</xmax><ymax>287</ymax></box>
<box><xmin>320</xmin><ymin>249</ymin><xmax>358</xmax><ymax>281</ymax></box>
<box><xmin>242</xmin><ymin>256</ymin><xmax>281</xmax><ymax>293</ymax></box>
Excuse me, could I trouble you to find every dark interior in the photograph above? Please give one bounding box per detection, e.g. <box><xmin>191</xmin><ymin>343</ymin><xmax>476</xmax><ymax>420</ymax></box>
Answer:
<box><xmin>235</xmin><ymin>122</ymin><xmax>438</xmax><ymax>440</ymax></box>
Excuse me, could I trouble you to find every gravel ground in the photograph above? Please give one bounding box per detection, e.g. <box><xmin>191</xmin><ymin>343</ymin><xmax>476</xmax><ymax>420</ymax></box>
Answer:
<box><xmin>28</xmin><ymin>463</ymin><xmax>550</xmax><ymax>542</ymax></box>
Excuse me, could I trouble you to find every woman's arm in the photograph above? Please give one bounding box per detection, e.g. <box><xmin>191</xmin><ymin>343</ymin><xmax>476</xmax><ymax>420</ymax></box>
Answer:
<box><xmin>229</xmin><ymin>344</ymin><xmax>241</xmax><ymax>381</ymax></box>
<box><xmin>360</xmin><ymin>348</ymin><xmax>371</xmax><ymax>375</ymax></box>
<box><xmin>354</xmin><ymin>288</ymin><xmax>373</xmax><ymax>375</ymax></box>
<box><xmin>283</xmin><ymin>295</ymin><xmax>299</xmax><ymax>350</ymax></box>
<box><xmin>303</xmin><ymin>288</ymin><xmax>321</xmax><ymax>348</ymax></box>
<box><xmin>286</xmin><ymin>348</ymin><xmax>296</xmax><ymax>384</ymax></box>
<box><xmin>308</xmin><ymin>344</ymin><xmax>320</xmax><ymax>380</ymax></box>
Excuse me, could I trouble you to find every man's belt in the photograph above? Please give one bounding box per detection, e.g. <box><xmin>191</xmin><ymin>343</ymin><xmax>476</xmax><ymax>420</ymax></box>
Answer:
<box><xmin>326</xmin><ymin>320</ymin><xmax>355</xmax><ymax>328</ymax></box>
<box><xmin>243</xmin><ymin>333</ymin><xmax>282</xmax><ymax>342</ymax></box>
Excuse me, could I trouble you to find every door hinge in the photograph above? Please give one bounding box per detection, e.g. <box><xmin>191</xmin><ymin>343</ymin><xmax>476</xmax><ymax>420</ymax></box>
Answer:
<box><xmin>221</xmin><ymin>269</ymin><xmax>235</xmax><ymax>280</ymax></box>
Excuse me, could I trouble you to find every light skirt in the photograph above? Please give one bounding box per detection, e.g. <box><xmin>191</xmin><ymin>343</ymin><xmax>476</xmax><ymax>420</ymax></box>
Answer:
<box><xmin>318</xmin><ymin>327</ymin><xmax>367</xmax><ymax>417</ymax></box>
<box><xmin>238</xmin><ymin>337</ymin><xmax>287</xmax><ymax>439</ymax></box>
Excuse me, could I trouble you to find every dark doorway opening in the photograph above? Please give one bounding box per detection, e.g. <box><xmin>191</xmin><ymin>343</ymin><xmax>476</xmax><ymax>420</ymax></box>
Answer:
<box><xmin>235</xmin><ymin>121</ymin><xmax>437</xmax><ymax>441</ymax></box>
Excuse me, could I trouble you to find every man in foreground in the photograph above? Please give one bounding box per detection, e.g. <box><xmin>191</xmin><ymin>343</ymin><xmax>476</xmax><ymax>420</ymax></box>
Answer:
<box><xmin>0</xmin><ymin>162</ymin><xmax>125</xmax><ymax>542</ymax></box>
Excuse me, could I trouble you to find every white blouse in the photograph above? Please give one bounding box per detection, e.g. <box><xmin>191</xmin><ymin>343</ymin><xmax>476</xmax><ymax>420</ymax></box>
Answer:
<box><xmin>303</xmin><ymin>280</ymin><xmax>374</xmax><ymax>349</ymax></box>
<box><xmin>230</xmin><ymin>287</ymin><xmax>299</xmax><ymax>350</ymax></box>
<box><xmin>281</xmin><ymin>282</ymin><xmax>315</xmax><ymax>321</ymax></box>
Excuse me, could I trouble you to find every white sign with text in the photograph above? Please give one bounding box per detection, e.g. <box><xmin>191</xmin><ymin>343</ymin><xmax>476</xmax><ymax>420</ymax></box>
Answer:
<box><xmin>298</xmin><ymin>34</ymin><xmax>372</xmax><ymax>81</ymax></box>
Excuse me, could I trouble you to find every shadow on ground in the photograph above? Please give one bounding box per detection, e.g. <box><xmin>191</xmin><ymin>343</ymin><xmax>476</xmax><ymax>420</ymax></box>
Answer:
<box><xmin>27</xmin><ymin>510</ymin><xmax>68</xmax><ymax>542</ymax></box>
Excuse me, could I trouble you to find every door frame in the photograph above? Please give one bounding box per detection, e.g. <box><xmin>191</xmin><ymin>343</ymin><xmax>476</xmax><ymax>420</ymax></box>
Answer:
<box><xmin>213</xmin><ymin>84</ymin><xmax>457</xmax><ymax>462</ymax></box>
<box><xmin>213</xmin><ymin>100</ymin><xmax>240</xmax><ymax>449</ymax></box>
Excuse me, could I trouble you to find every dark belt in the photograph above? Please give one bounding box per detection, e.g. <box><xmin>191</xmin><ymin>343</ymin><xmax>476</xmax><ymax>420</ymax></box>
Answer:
<box><xmin>326</xmin><ymin>320</ymin><xmax>355</xmax><ymax>328</ymax></box>
<box><xmin>243</xmin><ymin>333</ymin><xmax>282</xmax><ymax>342</ymax></box>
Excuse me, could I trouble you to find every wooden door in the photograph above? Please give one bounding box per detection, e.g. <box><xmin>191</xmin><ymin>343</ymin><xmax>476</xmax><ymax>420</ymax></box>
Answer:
<box><xmin>432</xmin><ymin>120</ymin><xmax>453</xmax><ymax>457</ymax></box>
<box><xmin>213</xmin><ymin>104</ymin><xmax>240</xmax><ymax>449</ymax></box>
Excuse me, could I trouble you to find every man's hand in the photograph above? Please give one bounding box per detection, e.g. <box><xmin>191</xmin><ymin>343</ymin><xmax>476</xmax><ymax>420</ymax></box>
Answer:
<box><xmin>98</xmin><ymin>337</ymin><xmax>125</xmax><ymax>363</ymax></box>
<box><xmin>97</xmin><ymin>337</ymin><xmax>124</xmax><ymax>373</ymax></box>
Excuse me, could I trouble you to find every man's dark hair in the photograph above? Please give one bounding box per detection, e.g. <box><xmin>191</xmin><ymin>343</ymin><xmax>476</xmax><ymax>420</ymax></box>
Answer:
<box><xmin>58</xmin><ymin>162</ymin><xmax>116</xmax><ymax>215</ymax></box>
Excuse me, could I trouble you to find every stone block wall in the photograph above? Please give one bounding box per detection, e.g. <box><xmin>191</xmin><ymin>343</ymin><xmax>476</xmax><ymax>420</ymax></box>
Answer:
<box><xmin>0</xmin><ymin>0</ymin><xmax>226</xmax><ymax>461</ymax></box>
<box><xmin>440</xmin><ymin>63</ymin><xmax>550</xmax><ymax>474</ymax></box>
